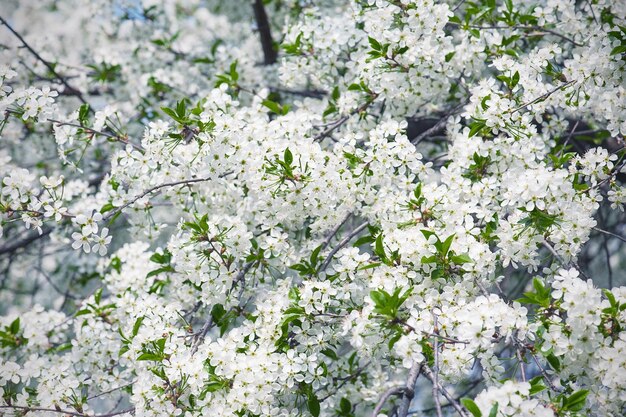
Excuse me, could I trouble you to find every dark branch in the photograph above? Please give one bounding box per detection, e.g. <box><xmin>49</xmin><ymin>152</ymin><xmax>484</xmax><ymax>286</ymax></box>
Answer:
<box><xmin>0</xmin><ymin>15</ymin><xmax>89</xmax><ymax>104</ymax></box>
<box><xmin>252</xmin><ymin>0</ymin><xmax>277</xmax><ymax>65</ymax></box>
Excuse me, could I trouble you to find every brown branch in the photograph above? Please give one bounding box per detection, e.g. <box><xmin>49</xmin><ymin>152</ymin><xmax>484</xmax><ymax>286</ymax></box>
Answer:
<box><xmin>0</xmin><ymin>227</ymin><xmax>52</xmax><ymax>256</ymax></box>
<box><xmin>103</xmin><ymin>176</ymin><xmax>217</xmax><ymax>220</ymax></box>
<box><xmin>447</xmin><ymin>22</ymin><xmax>584</xmax><ymax>47</ymax></box>
<box><xmin>510</xmin><ymin>80</ymin><xmax>576</xmax><ymax>114</ymax></box>
<box><xmin>0</xmin><ymin>16</ymin><xmax>88</xmax><ymax>104</ymax></box>
<box><xmin>422</xmin><ymin>365</ymin><xmax>469</xmax><ymax>417</ymax></box>
<box><xmin>252</xmin><ymin>0</ymin><xmax>277</xmax><ymax>65</ymax></box>
<box><xmin>372</xmin><ymin>386</ymin><xmax>407</xmax><ymax>417</ymax></box>
<box><xmin>318</xmin><ymin>222</ymin><xmax>369</xmax><ymax>272</ymax></box>
<box><xmin>0</xmin><ymin>405</ymin><xmax>134</xmax><ymax>417</ymax></box>
<box><xmin>432</xmin><ymin>315</ymin><xmax>443</xmax><ymax>417</ymax></box>
<box><xmin>411</xmin><ymin>101</ymin><xmax>466</xmax><ymax>145</ymax></box>
<box><xmin>314</xmin><ymin>96</ymin><xmax>378</xmax><ymax>142</ymax></box>
<box><xmin>397</xmin><ymin>362</ymin><xmax>424</xmax><ymax>417</ymax></box>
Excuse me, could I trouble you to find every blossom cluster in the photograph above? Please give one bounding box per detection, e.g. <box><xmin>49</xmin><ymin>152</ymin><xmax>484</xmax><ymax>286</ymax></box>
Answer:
<box><xmin>1</xmin><ymin>0</ymin><xmax>626</xmax><ymax>417</ymax></box>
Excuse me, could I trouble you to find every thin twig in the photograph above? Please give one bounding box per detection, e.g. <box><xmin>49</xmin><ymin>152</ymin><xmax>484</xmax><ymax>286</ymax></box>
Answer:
<box><xmin>319</xmin><ymin>222</ymin><xmax>369</xmax><ymax>272</ymax></box>
<box><xmin>103</xmin><ymin>177</ymin><xmax>216</xmax><ymax>220</ymax></box>
<box><xmin>372</xmin><ymin>386</ymin><xmax>406</xmax><ymax>417</ymax></box>
<box><xmin>510</xmin><ymin>80</ymin><xmax>576</xmax><ymax>114</ymax></box>
<box><xmin>516</xmin><ymin>346</ymin><xmax>526</xmax><ymax>382</ymax></box>
<box><xmin>0</xmin><ymin>16</ymin><xmax>88</xmax><ymax>104</ymax></box>
<box><xmin>593</xmin><ymin>227</ymin><xmax>626</xmax><ymax>244</ymax></box>
<box><xmin>422</xmin><ymin>365</ymin><xmax>469</xmax><ymax>417</ymax></box>
<box><xmin>314</xmin><ymin>97</ymin><xmax>378</xmax><ymax>142</ymax></box>
<box><xmin>432</xmin><ymin>314</ymin><xmax>443</xmax><ymax>417</ymax></box>
<box><xmin>0</xmin><ymin>405</ymin><xmax>134</xmax><ymax>417</ymax></box>
<box><xmin>542</xmin><ymin>239</ymin><xmax>590</xmax><ymax>280</ymax></box>
<box><xmin>448</xmin><ymin>23</ymin><xmax>583</xmax><ymax>47</ymax></box>
<box><xmin>0</xmin><ymin>227</ymin><xmax>53</xmax><ymax>256</ymax></box>
<box><xmin>411</xmin><ymin>102</ymin><xmax>466</xmax><ymax>145</ymax></box>
<box><xmin>321</xmin><ymin>213</ymin><xmax>352</xmax><ymax>250</ymax></box>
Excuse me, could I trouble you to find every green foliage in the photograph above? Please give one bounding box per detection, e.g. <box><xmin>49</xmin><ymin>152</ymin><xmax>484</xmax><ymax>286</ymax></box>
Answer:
<box><xmin>0</xmin><ymin>317</ymin><xmax>27</xmax><ymax>348</ymax></box>
<box><xmin>263</xmin><ymin>148</ymin><xmax>310</xmax><ymax>197</ymax></box>
<box><xmin>262</xmin><ymin>98</ymin><xmax>290</xmax><ymax>115</ymax></box>
<box><xmin>137</xmin><ymin>337</ymin><xmax>167</xmax><ymax>362</ymax></box>
<box><xmin>119</xmin><ymin>316</ymin><xmax>144</xmax><ymax>356</ymax></box>
<box><xmin>147</xmin><ymin>250</ymin><xmax>175</xmax><ymax>278</ymax></box>
<box><xmin>282</xmin><ymin>32</ymin><xmax>305</xmax><ymax>55</ymax></box>
<box><xmin>87</xmin><ymin>62</ymin><xmax>122</xmax><ymax>83</ymax></box>
<box><xmin>420</xmin><ymin>232</ymin><xmax>473</xmax><ymax>279</ymax></box>
<box><xmin>290</xmin><ymin>244</ymin><xmax>323</xmax><ymax>276</ymax></box>
<box><xmin>463</xmin><ymin>152</ymin><xmax>492</xmax><ymax>182</ymax></box>
<box><xmin>517</xmin><ymin>208</ymin><xmax>559</xmax><ymax>236</ymax></box>
<box><xmin>75</xmin><ymin>288</ymin><xmax>116</xmax><ymax>321</ymax></box>
<box><xmin>529</xmin><ymin>375</ymin><xmax>546</xmax><ymax>395</ymax></box>
<box><xmin>461</xmin><ymin>398</ymin><xmax>482</xmax><ymax>417</ymax></box>
<box><xmin>558</xmin><ymin>389</ymin><xmax>589</xmax><ymax>413</ymax></box>
<box><xmin>517</xmin><ymin>277</ymin><xmax>551</xmax><ymax>308</ymax></box>
<box><xmin>211</xmin><ymin>303</ymin><xmax>239</xmax><ymax>336</ymax></box>
<box><xmin>608</xmin><ymin>24</ymin><xmax>626</xmax><ymax>58</ymax></box>
<box><xmin>215</xmin><ymin>61</ymin><xmax>240</xmax><ymax>89</ymax></box>
<box><xmin>370</xmin><ymin>287</ymin><xmax>412</xmax><ymax>319</ymax></box>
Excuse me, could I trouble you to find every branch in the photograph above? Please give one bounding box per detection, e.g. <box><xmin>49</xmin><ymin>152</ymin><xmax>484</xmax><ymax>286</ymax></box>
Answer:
<box><xmin>319</xmin><ymin>222</ymin><xmax>369</xmax><ymax>272</ymax></box>
<box><xmin>372</xmin><ymin>386</ymin><xmax>406</xmax><ymax>417</ymax></box>
<box><xmin>397</xmin><ymin>362</ymin><xmax>423</xmax><ymax>417</ymax></box>
<box><xmin>0</xmin><ymin>16</ymin><xmax>88</xmax><ymax>104</ymax></box>
<box><xmin>422</xmin><ymin>365</ymin><xmax>469</xmax><ymax>417</ymax></box>
<box><xmin>314</xmin><ymin>96</ymin><xmax>378</xmax><ymax>142</ymax></box>
<box><xmin>321</xmin><ymin>213</ymin><xmax>352</xmax><ymax>251</ymax></box>
<box><xmin>541</xmin><ymin>239</ymin><xmax>590</xmax><ymax>280</ymax></box>
<box><xmin>103</xmin><ymin>176</ymin><xmax>217</xmax><ymax>220</ymax></box>
<box><xmin>0</xmin><ymin>227</ymin><xmax>52</xmax><ymax>256</ymax></box>
<box><xmin>0</xmin><ymin>405</ymin><xmax>134</xmax><ymax>417</ymax></box>
<box><xmin>410</xmin><ymin>101</ymin><xmax>466</xmax><ymax>145</ymax></box>
<box><xmin>432</xmin><ymin>315</ymin><xmax>443</xmax><ymax>417</ymax></box>
<box><xmin>48</xmin><ymin>119</ymin><xmax>143</xmax><ymax>151</ymax></box>
<box><xmin>510</xmin><ymin>80</ymin><xmax>576</xmax><ymax>114</ymax></box>
<box><xmin>252</xmin><ymin>0</ymin><xmax>277</xmax><ymax>65</ymax></box>
<box><xmin>593</xmin><ymin>226</ymin><xmax>626</xmax><ymax>244</ymax></box>
<box><xmin>447</xmin><ymin>22</ymin><xmax>583</xmax><ymax>47</ymax></box>
<box><xmin>191</xmin><ymin>260</ymin><xmax>255</xmax><ymax>355</ymax></box>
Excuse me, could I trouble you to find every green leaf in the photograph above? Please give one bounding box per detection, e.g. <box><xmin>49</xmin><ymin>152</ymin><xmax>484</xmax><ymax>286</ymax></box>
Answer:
<box><xmin>132</xmin><ymin>316</ymin><xmax>144</xmax><ymax>337</ymax></box>
<box><xmin>374</xmin><ymin>233</ymin><xmax>386</xmax><ymax>262</ymax></box>
<box><xmin>78</xmin><ymin>104</ymin><xmax>90</xmax><ymax>125</ymax></box>
<box><xmin>563</xmin><ymin>389</ymin><xmax>589</xmax><ymax>412</ymax></box>
<box><xmin>546</xmin><ymin>353</ymin><xmax>561</xmax><ymax>372</ymax></box>
<box><xmin>9</xmin><ymin>318</ymin><xmax>20</xmax><ymax>335</ymax></box>
<box><xmin>262</xmin><ymin>99</ymin><xmax>283</xmax><ymax>115</ymax></box>
<box><xmin>137</xmin><ymin>352</ymin><xmax>162</xmax><ymax>361</ymax></box>
<box><xmin>488</xmin><ymin>403</ymin><xmax>498</xmax><ymax>417</ymax></box>
<box><xmin>229</xmin><ymin>61</ymin><xmax>239</xmax><ymax>82</ymax></box>
<box><xmin>368</xmin><ymin>36</ymin><xmax>382</xmax><ymax>51</ymax></box>
<box><xmin>439</xmin><ymin>234</ymin><xmax>455</xmax><ymax>257</ymax></box>
<box><xmin>529</xmin><ymin>376</ymin><xmax>546</xmax><ymax>395</ymax></box>
<box><xmin>307</xmin><ymin>392</ymin><xmax>320</xmax><ymax>417</ymax></box>
<box><xmin>450</xmin><ymin>253</ymin><xmax>472</xmax><ymax>265</ymax></box>
<box><xmin>511</xmin><ymin>71</ymin><xmax>520</xmax><ymax>88</ymax></box>
<box><xmin>94</xmin><ymin>288</ymin><xmax>103</xmax><ymax>304</ymax></box>
<box><xmin>284</xmin><ymin>148</ymin><xmax>293</xmax><ymax>166</ymax></box>
<box><xmin>469</xmin><ymin>120</ymin><xmax>486</xmax><ymax>137</ymax></box>
<box><xmin>611</xmin><ymin>45</ymin><xmax>626</xmax><ymax>55</ymax></box>
<box><xmin>310</xmin><ymin>244</ymin><xmax>323</xmax><ymax>268</ymax></box>
<box><xmin>461</xmin><ymin>398</ymin><xmax>482</xmax><ymax>417</ymax></box>
<box><xmin>321</xmin><ymin>348</ymin><xmax>339</xmax><ymax>361</ymax></box>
